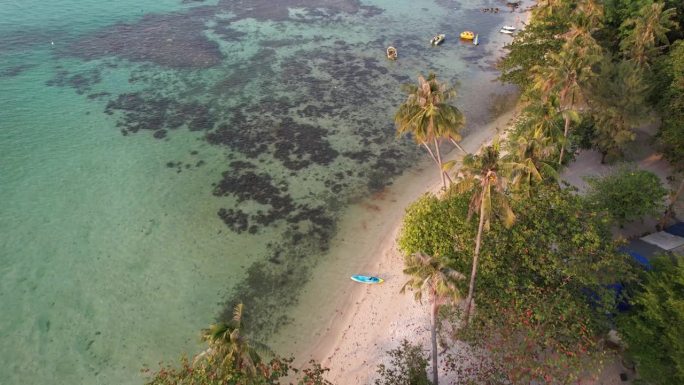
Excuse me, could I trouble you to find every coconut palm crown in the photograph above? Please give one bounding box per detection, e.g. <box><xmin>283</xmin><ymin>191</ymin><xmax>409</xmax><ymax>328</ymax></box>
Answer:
<box><xmin>395</xmin><ymin>73</ymin><xmax>466</xmax><ymax>190</ymax></box>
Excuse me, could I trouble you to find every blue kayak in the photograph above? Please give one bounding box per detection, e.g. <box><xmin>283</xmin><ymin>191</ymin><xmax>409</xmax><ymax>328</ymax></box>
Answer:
<box><xmin>351</xmin><ymin>275</ymin><xmax>384</xmax><ymax>284</ymax></box>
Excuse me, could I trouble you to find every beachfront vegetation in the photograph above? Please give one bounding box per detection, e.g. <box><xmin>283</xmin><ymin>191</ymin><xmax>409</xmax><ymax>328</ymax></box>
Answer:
<box><xmin>584</xmin><ymin>167</ymin><xmax>668</xmax><ymax>227</ymax></box>
<box><xmin>143</xmin><ymin>304</ymin><xmax>330</xmax><ymax>385</ymax></box>
<box><xmin>449</xmin><ymin>143</ymin><xmax>516</xmax><ymax>322</ymax></box>
<box><xmin>150</xmin><ymin>0</ymin><xmax>684</xmax><ymax>383</ymax></box>
<box><xmin>401</xmin><ymin>252</ymin><xmax>464</xmax><ymax>385</ymax></box>
<box><xmin>618</xmin><ymin>256</ymin><xmax>684</xmax><ymax>385</ymax></box>
<box><xmin>395</xmin><ymin>0</ymin><xmax>683</xmax><ymax>383</ymax></box>
<box><xmin>395</xmin><ymin>73</ymin><xmax>466</xmax><ymax>190</ymax></box>
<box><xmin>399</xmin><ymin>183</ymin><xmax>632</xmax><ymax>382</ymax></box>
<box><xmin>375</xmin><ymin>340</ymin><xmax>430</xmax><ymax>385</ymax></box>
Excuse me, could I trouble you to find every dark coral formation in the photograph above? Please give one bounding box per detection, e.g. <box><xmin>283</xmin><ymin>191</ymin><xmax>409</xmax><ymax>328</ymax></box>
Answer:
<box><xmin>207</xmin><ymin>114</ymin><xmax>338</xmax><ymax>171</ymax></box>
<box><xmin>104</xmin><ymin>93</ymin><xmax>215</xmax><ymax>136</ymax></box>
<box><xmin>45</xmin><ymin>68</ymin><xmax>102</xmax><ymax>94</ymax></box>
<box><xmin>45</xmin><ymin>0</ymin><xmax>434</xmax><ymax>338</ymax></box>
<box><xmin>215</xmin><ymin>0</ymin><xmax>382</xmax><ymax>22</ymax></box>
<box><xmin>58</xmin><ymin>0</ymin><xmax>383</xmax><ymax>69</ymax></box>
<box><xmin>62</xmin><ymin>10</ymin><xmax>223</xmax><ymax>69</ymax></box>
<box><xmin>0</xmin><ymin>64</ymin><xmax>36</xmax><ymax>78</ymax></box>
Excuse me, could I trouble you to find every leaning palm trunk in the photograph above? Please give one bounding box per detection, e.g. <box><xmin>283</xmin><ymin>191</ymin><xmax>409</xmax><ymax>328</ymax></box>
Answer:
<box><xmin>422</xmin><ymin>141</ymin><xmax>449</xmax><ymax>190</ymax></box>
<box><xmin>558</xmin><ymin>113</ymin><xmax>571</xmax><ymax>165</ymax></box>
<box><xmin>464</xmin><ymin>189</ymin><xmax>487</xmax><ymax>325</ymax></box>
<box><xmin>659</xmin><ymin>178</ymin><xmax>684</xmax><ymax>229</ymax></box>
<box><xmin>434</xmin><ymin>138</ymin><xmax>446</xmax><ymax>190</ymax></box>
<box><xmin>431</xmin><ymin>297</ymin><xmax>439</xmax><ymax>385</ymax></box>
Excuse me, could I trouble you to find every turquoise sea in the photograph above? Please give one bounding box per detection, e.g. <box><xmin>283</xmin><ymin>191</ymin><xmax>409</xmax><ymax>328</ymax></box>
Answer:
<box><xmin>0</xmin><ymin>0</ymin><xmax>517</xmax><ymax>383</ymax></box>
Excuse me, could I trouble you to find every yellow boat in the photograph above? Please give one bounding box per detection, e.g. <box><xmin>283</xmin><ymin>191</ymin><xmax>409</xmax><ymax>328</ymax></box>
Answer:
<box><xmin>460</xmin><ymin>31</ymin><xmax>475</xmax><ymax>40</ymax></box>
<box><xmin>386</xmin><ymin>46</ymin><xmax>397</xmax><ymax>60</ymax></box>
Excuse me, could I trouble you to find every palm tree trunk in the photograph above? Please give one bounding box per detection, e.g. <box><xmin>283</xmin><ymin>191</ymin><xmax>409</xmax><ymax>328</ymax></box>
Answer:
<box><xmin>659</xmin><ymin>177</ymin><xmax>684</xmax><ymax>229</ymax></box>
<box><xmin>431</xmin><ymin>299</ymin><xmax>439</xmax><ymax>385</ymax></box>
<box><xmin>464</xmin><ymin>191</ymin><xmax>487</xmax><ymax>325</ymax></box>
<box><xmin>434</xmin><ymin>138</ymin><xmax>446</xmax><ymax>190</ymax></box>
<box><xmin>558</xmin><ymin>113</ymin><xmax>571</xmax><ymax>165</ymax></box>
<box><xmin>449</xmin><ymin>138</ymin><xmax>468</xmax><ymax>154</ymax></box>
<box><xmin>422</xmin><ymin>142</ymin><xmax>439</xmax><ymax>165</ymax></box>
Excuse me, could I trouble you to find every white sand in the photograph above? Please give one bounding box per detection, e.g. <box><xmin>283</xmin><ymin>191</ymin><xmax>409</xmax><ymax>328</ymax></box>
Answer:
<box><xmin>271</xmin><ymin>107</ymin><xmax>518</xmax><ymax>384</ymax></box>
<box><xmin>269</xmin><ymin>5</ymin><xmax>535</xmax><ymax>382</ymax></box>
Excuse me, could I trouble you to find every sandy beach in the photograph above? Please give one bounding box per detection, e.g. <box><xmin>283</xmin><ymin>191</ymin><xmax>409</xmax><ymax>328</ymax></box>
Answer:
<box><xmin>271</xmin><ymin>106</ymin><xmax>519</xmax><ymax>383</ymax></box>
<box><xmin>269</xmin><ymin>6</ymin><xmax>535</xmax><ymax>383</ymax></box>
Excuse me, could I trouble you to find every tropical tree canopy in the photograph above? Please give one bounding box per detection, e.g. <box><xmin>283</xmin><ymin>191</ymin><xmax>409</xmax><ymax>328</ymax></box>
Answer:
<box><xmin>401</xmin><ymin>252</ymin><xmax>464</xmax><ymax>385</ymax></box>
<box><xmin>618</xmin><ymin>256</ymin><xmax>684</xmax><ymax>385</ymax></box>
<box><xmin>619</xmin><ymin>2</ymin><xmax>679</xmax><ymax>67</ymax></box>
<box><xmin>395</xmin><ymin>73</ymin><xmax>466</xmax><ymax>189</ymax></box>
<box><xmin>583</xmin><ymin>166</ymin><xmax>668</xmax><ymax>226</ymax></box>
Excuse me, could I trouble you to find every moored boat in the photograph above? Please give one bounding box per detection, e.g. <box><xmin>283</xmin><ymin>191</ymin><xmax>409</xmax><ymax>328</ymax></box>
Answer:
<box><xmin>430</xmin><ymin>34</ymin><xmax>445</xmax><ymax>45</ymax></box>
<box><xmin>386</xmin><ymin>46</ymin><xmax>397</xmax><ymax>60</ymax></box>
<box><xmin>460</xmin><ymin>30</ymin><xmax>475</xmax><ymax>40</ymax></box>
<box><xmin>502</xmin><ymin>25</ymin><xmax>516</xmax><ymax>31</ymax></box>
<box><xmin>499</xmin><ymin>28</ymin><xmax>514</xmax><ymax>35</ymax></box>
<box><xmin>473</xmin><ymin>34</ymin><xmax>479</xmax><ymax>45</ymax></box>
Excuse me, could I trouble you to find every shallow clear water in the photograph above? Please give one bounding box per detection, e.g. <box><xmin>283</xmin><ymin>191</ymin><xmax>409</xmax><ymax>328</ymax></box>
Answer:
<box><xmin>0</xmin><ymin>0</ymin><xmax>515</xmax><ymax>383</ymax></box>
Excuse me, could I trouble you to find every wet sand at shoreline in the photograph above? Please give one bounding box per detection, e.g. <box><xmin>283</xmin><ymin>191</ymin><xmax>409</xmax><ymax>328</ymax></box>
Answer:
<box><xmin>273</xmin><ymin>107</ymin><xmax>519</xmax><ymax>383</ymax></box>
<box><xmin>271</xmin><ymin>5</ymin><xmax>534</xmax><ymax>382</ymax></box>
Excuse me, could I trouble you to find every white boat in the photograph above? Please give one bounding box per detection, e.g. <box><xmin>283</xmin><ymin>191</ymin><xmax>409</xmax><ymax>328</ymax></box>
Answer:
<box><xmin>502</xmin><ymin>25</ymin><xmax>516</xmax><ymax>31</ymax></box>
<box><xmin>499</xmin><ymin>28</ymin><xmax>514</xmax><ymax>35</ymax></box>
<box><xmin>430</xmin><ymin>34</ymin><xmax>446</xmax><ymax>46</ymax></box>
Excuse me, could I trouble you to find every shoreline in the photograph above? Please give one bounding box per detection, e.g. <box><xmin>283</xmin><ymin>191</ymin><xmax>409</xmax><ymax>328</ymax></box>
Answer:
<box><xmin>271</xmin><ymin>5</ymin><xmax>534</xmax><ymax>383</ymax></box>
<box><xmin>272</xmin><ymin>106</ymin><xmax>519</xmax><ymax>383</ymax></box>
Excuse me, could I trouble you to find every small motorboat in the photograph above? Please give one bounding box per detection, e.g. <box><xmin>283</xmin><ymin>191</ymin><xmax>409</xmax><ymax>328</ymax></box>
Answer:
<box><xmin>473</xmin><ymin>34</ymin><xmax>479</xmax><ymax>45</ymax></box>
<box><xmin>386</xmin><ymin>46</ymin><xmax>397</xmax><ymax>60</ymax></box>
<box><xmin>460</xmin><ymin>31</ymin><xmax>475</xmax><ymax>40</ymax></box>
<box><xmin>430</xmin><ymin>34</ymin><xmax>445</xmax><ymax>46</ymax></box>
<box><xmin>351</xmin><ymin>275</ymin><xmax>384</xmax><ymax>284</ymax></box>
<box><xmin>502</xmin><ymin>25</ymin><xmax>516</xmax><ymax>31</ymax></box>
<box><xmin>499</xmin><ymin>28</ymin><xmax>514</xmax><ymax>35</ymax></box>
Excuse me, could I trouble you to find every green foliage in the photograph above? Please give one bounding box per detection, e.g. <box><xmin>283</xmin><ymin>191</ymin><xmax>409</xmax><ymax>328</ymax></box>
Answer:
<box><xmin>587</xmin><ymin>58</ymin><xmax>650</xmax><ymax>161</ymax></box>
<box><xmin>375</xmin><ymin>340</ymin><xmax>431</xmax><ymax>385</ymax></box>
<box><xmin>455</xmin><ymin>288</ymin><xmax>605</xmax><ymax>384</ymax></box>
<box><xmin>568</xmin><ymin>113</ymin><xmax>597</xmax><ymax>150</ymax></box>
<box><xmin>143</xmin><ymin>305</ymin><xmax>331</xmax><ymax>385</ymax></box>
<box><xmin>497</xmin><ymin>21</ymin><xmax>566</xmax><ymax>90</ymax></box>
<box><xmin>584</xmin><ymin>166</ymin><xmax>668</xmax><ymax>226</ymax></box>
<box><xmin>399</xmin><ymin>184</ymin><xmax>632</xmax><ymax>383</ymax></box>
<box><xmin>144</xmin><ymin>357</ymin><xmax>331</xmax><ymax>385</ymax></box>
<box><xmin>398</xmin><ymin>192</ymin><xmax>475</xmax><ymax>277</ymax></box>
<box><xmin>619</xmin><ymin>2</ymin><xmax>679</xmax><ymax>67</ymax></box>
<box><xmin>401</xmin><ymin>252</ymin><xmax>464</xmax><ymax>385</ymax></box>
<box><xmin>658</xmin><ymin>40</ymin><xmax>684</xmax><ymax>168</ymax></box>
<box><xmin>395</xmin><ymin>73</ymin><xmax>466</xmax><ymax>189</ymax></box>
<box><xmin>618</xmin><ymin>256</ymin><xmax>684</xmax><ymax>385</ymax></box>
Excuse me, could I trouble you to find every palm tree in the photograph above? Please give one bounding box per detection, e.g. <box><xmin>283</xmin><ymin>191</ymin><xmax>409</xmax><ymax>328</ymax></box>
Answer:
<box><xmin>573</xmin><ymin>0</ymin><xmax>604</xmax><ymax>32</ymax></box>
<box><xmin>505</xmin><ymin>128</ymin><xmax>559</xmax><ymax>195</ymax></box>
<box><xmin>533</xmin><ymin>0</ymin><xmax>569</xmax><ymax>20</ymax></box>
<box><xmin>588</xmin><ymin>58</ymin><xmax>650</xmax><ymax>162</ymax></box>
<box><xmin>532</xmin><ymin>30</ymin><xmax>601</xmax><ymax>165</ymax></box>
<box><xmin>197</xmin><ymin>303</ymin><xmax>271</xmax><ymax>378</ymax></box>
<box><xmin>401</xmin><ymin>252</ymin><xmax>464</xmax><ymax>385</ymax></box>
<box><xmin>620</xmin><ymin>2</ymin><xmax>679</xmax><ymax>68</ymax></box>
<box><xmin>523</xmin><ymin>97</ymin><xmax>564</xmax><ymax>145</ymax></box>
<box><xmin>450</xmin><ymin>143</ymin><xmax>515</xmax><ymax>323</ymax></box>
<box><xmin>396</xmin><ymin>73</ymin><xmax>466</xmax><ymax>190</ymax></box>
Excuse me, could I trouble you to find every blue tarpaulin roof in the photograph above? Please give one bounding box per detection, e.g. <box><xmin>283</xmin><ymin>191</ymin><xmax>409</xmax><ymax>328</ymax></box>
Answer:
<box><xmin>619</xmin><ymin>239</ymin><xmax>667</xmax><ymax>270</ymax></box>
<box><xmin>665</xmin><ymin>222</ymin><xmax>684</xmax><ymax>237</ymax></box>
